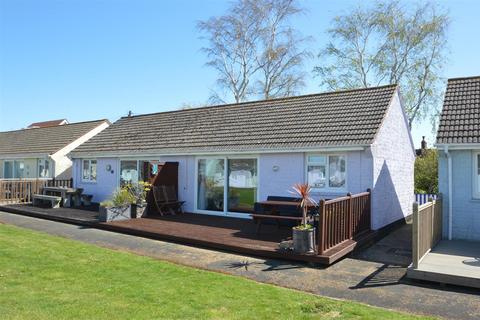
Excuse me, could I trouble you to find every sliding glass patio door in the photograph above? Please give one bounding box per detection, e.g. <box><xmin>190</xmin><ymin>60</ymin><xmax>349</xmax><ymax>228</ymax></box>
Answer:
<box><xmin>227</xmin><ymin>158</ymin><xmax>257</xmax><ymax>213</ymax></box>
<box><xmin>196</xmin><ymin>157</ymin><xmax>258</xmax><ymax>216</ymax></box>
<box><xmin>197</xmin><ymin>159</ymin><xmax>225</xmax><ymax>212</ymax></box>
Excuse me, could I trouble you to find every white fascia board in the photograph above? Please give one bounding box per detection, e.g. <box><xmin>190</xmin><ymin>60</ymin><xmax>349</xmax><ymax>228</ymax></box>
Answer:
<box><xmin>70</xmin><ymin>145</ymin><xmax>369</xmax><ymax>159</ymax></box>
<box><xmin>57</xmin><ymin>121</ymin><xmax>110</xmax><ymax>159</ymax></box>
<box><xmin>0</xmin><ymin>153</ymin><xmax>50</xmax><ymax>159</ymax></box>
<box><xmin>435</xmin><ymin>143</ymin><xmax>480</xmax><ymax>150</ymax></box>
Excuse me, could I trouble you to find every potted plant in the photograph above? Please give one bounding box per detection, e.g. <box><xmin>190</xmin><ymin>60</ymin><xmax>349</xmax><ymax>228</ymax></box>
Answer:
<box><xmin>99</xmin><ymin>187</ymin><xmax>136</xmax><ymax>222</ymax></box>
<box><xmin>290</xmin><ymin>183</ymin><xmax>317</xmax><ymax>254</ymax></box>
<box><xmin>126</xmin><ymin>181</ymin><xmax>152</xmax><ymax>218</ymax></box>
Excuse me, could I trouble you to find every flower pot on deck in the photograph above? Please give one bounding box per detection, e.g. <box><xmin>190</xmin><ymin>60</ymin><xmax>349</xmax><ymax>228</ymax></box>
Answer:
<box><xmin>292</xmin><ymin>227</ymin><xmax>315</xmax><ymax>254</ymax></box>
<box><xmin>131</xmin><ymin>202</ymin><xmax>147</xmax><ymax>218</ymax></box>
<box><xmin>99</xmin><ymin>205</ymin><xmax>131</xmax><ymax>222</ymax></box>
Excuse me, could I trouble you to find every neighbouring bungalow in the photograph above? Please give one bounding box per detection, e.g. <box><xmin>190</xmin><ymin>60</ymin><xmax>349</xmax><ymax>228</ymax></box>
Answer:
<box><xmin>436</xmin><ymin>76</ymin><xmax>480</xmax><ymax>241</ymax></box>
<box><xmin>407</xmin><ymin>76</ymin><xmax>480</xmax><ymax>289</ymax></box>
<box><xmin>69</xmin><ymin>84</ymin><xmax>415</xmax><ymax>231</ymax></box>
<box><xmin>0</xmin><ymin>119</ymin><xmax>110</xmax><ymax>180</ymax></box>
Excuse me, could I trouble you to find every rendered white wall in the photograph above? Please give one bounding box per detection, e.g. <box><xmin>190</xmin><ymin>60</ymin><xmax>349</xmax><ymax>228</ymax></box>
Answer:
<box><xmin>439</xmin><ymin>150</ymin><xmax>480</xmax><ymax>241</ymax></box>
<box><xmin>74</xmin><ymin>158</ymin><xmax>119</xmax><ymax>203</ymax></box>
<box><xmin>370</xmin><ymin>90</ymin><xmax>415</xmax><ymax>230</ymax></box>
<box><xmin>159</xmin><ymin>155</ymin><xmax>195</xmax><ymax>213</ymax></box>
<box><xmin>258</xmin><ymin>153</ymin><xmax>305</xmax><ymax>200</ymax></box>
<box><xmin>53</xmin><ymin>121</ymin><xmax>109</xmax><ymax>179</ymax></box>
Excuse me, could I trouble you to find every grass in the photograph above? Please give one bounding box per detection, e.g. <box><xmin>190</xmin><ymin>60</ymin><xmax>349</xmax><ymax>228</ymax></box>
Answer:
<box><xmin>0</xmin><ymin>224</ymin><xmax>434</xmax><ymax>320</ymax></box>
<box><xmin>229</xmin><ymin>187</ymin><xmax>256</xmax><ymax>211</ymax></box>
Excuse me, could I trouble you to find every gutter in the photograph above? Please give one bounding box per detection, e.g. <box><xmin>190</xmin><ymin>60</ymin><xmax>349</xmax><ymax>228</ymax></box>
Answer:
<box><xmin>436</xmin><ymin>143</ymin><xmax>480</xmax><ymax>150</ymax></box>
<box><xmin>444</xmin><ymin>146</ymin><xmax>453</xmax><ymax>240</ymax></box>
<box><xmin>69</xmin><ymin>145</ymin><xmax>369</xmax><ymax>159</ymax></box>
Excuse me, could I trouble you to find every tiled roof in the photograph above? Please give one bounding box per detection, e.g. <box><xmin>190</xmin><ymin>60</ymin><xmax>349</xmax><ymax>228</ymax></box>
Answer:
<box><xmin>72</xmin><ymin>85</ymin><xmax>398</xmax><ymax>155</ymax></box>
<box><xmin>437</xmin><ymin>76</ymin><xmax>480</xmax><ymax>144</ymax></box>
<box><xmin>0</xmin><ymin>120</ymin><xmax>108</xmax><ymax>156</ymax></box>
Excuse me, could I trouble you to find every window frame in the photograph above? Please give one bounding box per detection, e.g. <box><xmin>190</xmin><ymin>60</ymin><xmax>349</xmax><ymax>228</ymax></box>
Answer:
<box><xmin>194</xmin><ymin>155</ymin><xmax>259</xmax><ymax>218</ymax></box>
<box><xmin>305</xmin><ymin>153</ymin><xmax>348</xmax><ymax>192</ymax></box>
<box><xmin>3</xmin><ymin>160</ymin><xmax>14</xmax><ymax>179</ymax></box>
<box><xmin>38</xmin><ymin>158</ymin><xmax>52</xmax><ymax>179</ymax></box>
<box><xmin>118</xmin><ymin>159</ymin><xmax>160</xmax><ymax>187</ymax></box>
<box><xmin>81</xmin><ymin>159</ymin><xmax>97</xmax><ymax>183</ymax></box>
<box><xmin>474</xmin><ymin>151</ymin><xmax>480</xmax><ymax>199</ymax></box>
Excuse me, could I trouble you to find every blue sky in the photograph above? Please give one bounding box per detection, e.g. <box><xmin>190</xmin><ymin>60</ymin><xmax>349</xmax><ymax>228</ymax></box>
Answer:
<box><xmin>1</xmin><ymin>0</ymin><xmax>479</xmax><ymax>147</ymax></box>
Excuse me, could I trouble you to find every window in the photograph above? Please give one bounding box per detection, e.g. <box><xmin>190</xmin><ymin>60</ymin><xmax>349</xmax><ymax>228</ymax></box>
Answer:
<box><xmin>120</xmin><ymin>160</ymin><xmax>139</xmax><ymax>186</ymax></box>
<box><xmin>196</xmin><ymin>157</ymin><xmax>258</xmax><ymax>214</ymax></box>
<box><xmin>38</xmin><ymin>159</ymin><xmax>51</xmax><ymax>178</ymax></box>
<box><xmin>82</xmin><ymin>159</ymin><xmax>97</xmax><ymax>182</ymax></box>
<box><xmin>307</xmin><ymin>154</ymin><xmax>346</xmax><ymax>190</ymax></box>
<box><xmin>14</xmin><ymin>161</ymin><xmax>25</xmax><ymax>178</ymax></box>
<box><xmin>119</xmin><ymin>160</ymin><xmax>160</xmax><ymax>186</ymax></box>
<box><xmin>197</xmin><ymin>158</ymin><xmax>225</xmax><ymax>212</ymax></box>
<box><xmin>474</xmin><ymin>152</ymin><xmax>480</xmax><ymax>199</ymax></box>
<box><xmin>4</xmin><ymin>161</ymin><xmax>13</xmax><ymax>179</ymax></box>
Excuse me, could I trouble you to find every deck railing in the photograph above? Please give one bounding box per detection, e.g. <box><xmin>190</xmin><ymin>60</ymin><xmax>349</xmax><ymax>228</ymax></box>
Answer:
<box><xmin>317</xmin><ymin>189</ymin><xmax>371</xmax><ymax>254</ymax></box>
<box><xmin>0</xmin><ymin>178</ymin><xmax>73</xmax><ymax>204</ymax></box>
<box><xmin>412</xmin><ymin>195</ymin><xmax>442</xmax><ymax>268</ymax></box>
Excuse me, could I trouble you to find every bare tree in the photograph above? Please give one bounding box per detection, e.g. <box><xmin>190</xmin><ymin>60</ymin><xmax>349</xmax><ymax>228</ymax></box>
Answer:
<box><xmin>198</xmin><ymin>0</ymin><xmax>309</xmax><ymax>103</ymax></box>
<box><xmin>255</xmin><ymin>0</ymin><xmax>311</xmax><ymax>99</ymax></box>
<box><xmin>314</xmin><ymin>1</ymin><xmax>449</xmax><ymax>128</ymax></box>
<box><xmin>198</xmin><ymin>1</ymin><xmax>262</xmax><ymax>103</ymax></box>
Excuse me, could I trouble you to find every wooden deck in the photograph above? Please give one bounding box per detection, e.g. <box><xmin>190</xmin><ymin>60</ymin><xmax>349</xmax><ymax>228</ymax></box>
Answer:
<box><xmin>0</xmin><ymin>204</ymin><xmax>374</xmax><ymax>265</ymax></box>
<box><xmin>407</xmin><ymin>240</ymin><xmax>480</xmax><ymax>289</ymax></box>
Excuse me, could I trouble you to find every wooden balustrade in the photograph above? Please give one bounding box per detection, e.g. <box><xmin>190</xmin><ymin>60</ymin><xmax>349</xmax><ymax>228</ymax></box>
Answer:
<box><xmin>412</xmin><ymin>196</ymin><xmax>442</xmax><ymax>268</ymax></box>
<box><xmin>0</xmin><ymin>178</ymin><xmax>73</xmax><ymax>204</ymax></box>
<box><xmin>318</xmin><ymin>189</ymin><xmax>371</xmax><ymax>255</ymax></box>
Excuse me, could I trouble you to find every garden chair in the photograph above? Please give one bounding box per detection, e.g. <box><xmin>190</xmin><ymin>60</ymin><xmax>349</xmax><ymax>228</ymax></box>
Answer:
<box><xmin>152</xmin><ymin>185</ymin><xmax>185</xmax><ymax>215</ymax></box>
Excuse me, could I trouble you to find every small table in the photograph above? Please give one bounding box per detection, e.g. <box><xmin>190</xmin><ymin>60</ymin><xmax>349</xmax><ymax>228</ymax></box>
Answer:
<box><xmin>42</xmin><ymin>187</ymin><xmax>83</xmax><ymax>207</ymax></box>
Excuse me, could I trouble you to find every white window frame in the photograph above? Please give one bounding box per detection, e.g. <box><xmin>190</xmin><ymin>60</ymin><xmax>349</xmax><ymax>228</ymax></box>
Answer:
<box><xmin>194</xmin><ymin>155</ymin><xmax>259</xmax><ymax>219</ymax></box>
<box><xmin>474</xmin><ymin>151</ymin><xmax>480</xmax><ymax>199</ymax></box>
<box><xmin>306</xmin><ymin>153</ymin><xmax>348</xmax><ymax>192</ymax></box>
<box><xmin>3</xmin><ymin>159</ymin><xmax>27</xmax><ymax>179</ymax></box>
<box><xmin>82</xmin><ymin>159</ymin><xmax>97</xmax><ymax>183</ymax></box>
<box><xmin>3</xmin><ymin>160</ymin><xmax>14</xmax><ymax>179</ymax></box>
<box><xmin>38</xmin><ymin>158</ymin><xmax>51</xmax><ymax>179</ymax></box>
<box><xmin>118</xmin><ymin>159</ymin><xmax>160</xmax><ymax>186</ymax></box>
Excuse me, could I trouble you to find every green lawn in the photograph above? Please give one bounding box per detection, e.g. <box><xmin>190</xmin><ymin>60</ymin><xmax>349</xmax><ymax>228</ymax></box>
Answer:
<box><xmin>0</xmin><ymin>224</ymin><xmax>433</xmax><ymax>320</ymax></box>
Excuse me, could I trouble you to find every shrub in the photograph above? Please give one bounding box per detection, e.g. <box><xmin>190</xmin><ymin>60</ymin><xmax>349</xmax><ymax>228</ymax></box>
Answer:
<box><xmin>100</xmin><ymin>188</ymin><xmax>136</xmax><ymax>208</ymax></box>
<box><xmin>414</xmin><ymin>149</ymin><xmax>438</xmax><ymax>194</ymax></box>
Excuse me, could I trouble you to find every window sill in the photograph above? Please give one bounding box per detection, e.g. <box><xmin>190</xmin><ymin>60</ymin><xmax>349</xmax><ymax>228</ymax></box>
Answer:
<box><xmin>81</xmin><ymin>180</ymin><xmax>97</xmax><ymax>184</ymax></box>
<box><xmin>310</xmin><ymin>188</ymin><xmax>348</xmax><ymax>194</ymax></box>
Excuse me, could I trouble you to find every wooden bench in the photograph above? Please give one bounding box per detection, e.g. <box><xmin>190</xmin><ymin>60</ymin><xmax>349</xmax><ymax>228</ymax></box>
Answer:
<box><xmin>32</xmin><ymin>194</ymin><xmax>62</xmax><ymax>208</ymax></box>
<box><xmin>252</xmin><ymin>196</ymin><xmax>306</xmax><ymax>234</ymax></box>
<box><xmin>250</xmin><ymin>213</ymin><xmax>303</xmax><ymax>234</ymax></box>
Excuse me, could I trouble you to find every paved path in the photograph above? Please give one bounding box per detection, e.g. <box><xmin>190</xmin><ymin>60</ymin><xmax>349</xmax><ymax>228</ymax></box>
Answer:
<box><xmin>1</xmin><ymin>211</ymin><xmax>478</xmax><ymax>319</ymax></box>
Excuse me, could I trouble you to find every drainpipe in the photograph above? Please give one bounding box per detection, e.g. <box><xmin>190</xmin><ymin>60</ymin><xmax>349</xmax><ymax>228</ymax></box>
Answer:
<box><xmin>445</xmin><ymin>146</ymin><xmax>453</xmax><ymax>240</ymax></box>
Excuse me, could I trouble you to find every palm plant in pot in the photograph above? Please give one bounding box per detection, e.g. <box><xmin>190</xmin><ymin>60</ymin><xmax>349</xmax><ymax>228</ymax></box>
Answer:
<box><xmin>126</xmin><ymin>181</ymin><xmax>152</xmax><ymax>218</ymax></box>
<box><xmin>290</xmin><ymin>183</ymin><xmax>317</xmax><ymax>253</ymax></box>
